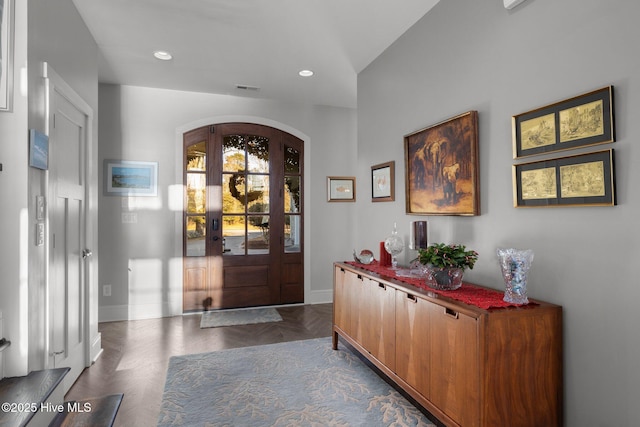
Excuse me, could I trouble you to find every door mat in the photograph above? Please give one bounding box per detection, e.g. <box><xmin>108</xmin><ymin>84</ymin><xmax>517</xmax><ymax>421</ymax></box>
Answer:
<box><xmin>200</xmin><ymin>307</ymin><xmax>283</xmax><ymax>328</ymax></box>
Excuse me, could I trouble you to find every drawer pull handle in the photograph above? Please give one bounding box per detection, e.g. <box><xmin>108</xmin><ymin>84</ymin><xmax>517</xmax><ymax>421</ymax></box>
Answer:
<box><xmin>407</xmin><ymin>294</ymin><xmax>417</xmax><ymax>303</ymax></box>
<box><xmin>445</xmin><ymin>307</ymin><xmax>459</xmax><ymax>319</ymax></box>
<box><xmin>378</xmin><ymin>283</ymin><xmax>386</xmax><ymax>290</ymax></box>
<box><xmin>357</xmin><ymin>274</ymin><xmax>362</xmax><ymax>280</ymax></box>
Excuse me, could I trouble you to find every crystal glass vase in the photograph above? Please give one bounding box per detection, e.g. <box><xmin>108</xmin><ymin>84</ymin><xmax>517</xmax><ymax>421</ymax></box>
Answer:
<box><xmin>497</xmin><ymin>248</ymin><xmax>534</xmax><ymax>304</ymax></box>
<box><xmin>384</xmin><ymin>223</ymin><xmax>404</xmax><ymax>269</ymax></box>
<box><xmin>425</xmin><ymin>266</ymin><xmax>464</xmax><ymax>290</ymax></box>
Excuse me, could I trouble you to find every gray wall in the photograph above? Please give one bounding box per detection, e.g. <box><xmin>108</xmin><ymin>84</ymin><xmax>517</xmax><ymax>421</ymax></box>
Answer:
<box><xmin>0</xmin><ymin>0</ymin><xmax>100</xmax><ymax>376</ymax></box>
<box><xmin>357</xmin><ymin>0</ymin><xmax>640</xmax><ymax>425</ymax></box>
<box><xmin>98</xmin><ymin>84</ymin><xmax>356</xmax><ymax>320</ymax></box>
<box><xmin>0</xmin><ymin>0</ymin><xmax>29</xmax><ymax>377</ymax></box>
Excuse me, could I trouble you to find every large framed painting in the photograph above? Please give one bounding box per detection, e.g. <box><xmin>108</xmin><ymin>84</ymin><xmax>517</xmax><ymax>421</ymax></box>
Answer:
<box><xmin>513</xmin><ymin>149</ymin><xmax>615</xmax><ymax>208</ymax></box>
<box><xmin>404</xmin><ymin>111</ymin><xmax>480</xmax><ymax>216</ymax></box>
<box><xmin>512</xmin><ymin>86</ymin><xmax>614</xmax><ymax>159</ymax></box>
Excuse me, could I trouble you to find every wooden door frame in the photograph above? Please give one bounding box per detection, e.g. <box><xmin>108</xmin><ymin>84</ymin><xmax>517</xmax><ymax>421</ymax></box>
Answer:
<box><xmin>173</xmin><ymin>116</ymin><xmax>313</xmax><ymax>313</ymax></box>
<box><xmin>182</xmin><ymin>122</ymin><xmax>303</xmax><ymax>310</ymax></box>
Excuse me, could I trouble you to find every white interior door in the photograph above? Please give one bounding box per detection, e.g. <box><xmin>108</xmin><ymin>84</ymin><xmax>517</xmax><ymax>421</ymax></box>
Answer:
<box><xmin>47</xmin><ymin>66</ymin><xmax>91</xmax><ymax>393</ymax></box>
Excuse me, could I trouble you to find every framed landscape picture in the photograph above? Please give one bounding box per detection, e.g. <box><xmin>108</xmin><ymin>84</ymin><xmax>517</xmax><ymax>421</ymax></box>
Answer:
<box><xmin>371</xmin><ymin>161</ymin><xmax>394</xmax><ymax>202</ymax></box>
<box><xmin>29</xmin><ymin>129</ymin><xmax>48</xmax><ymax>170</ymax></box>
<box><xmin>513</xmin><ymin>86</ymin><xmax>614</xmax><ymax>159</ymax></box>
<box><xmin>513</xmin><ymin>149</ymin><xmax>615</xmax><ymax>208</ymax></box>
<box><xmin>404</xmin><ymin>111</ymin><xmax>480</xmax><ymax>216</ymax></box>
<box><xmin>104</xmin><ymin>159</ymin><xmax>158</xmax><ymax>197</ymax></box>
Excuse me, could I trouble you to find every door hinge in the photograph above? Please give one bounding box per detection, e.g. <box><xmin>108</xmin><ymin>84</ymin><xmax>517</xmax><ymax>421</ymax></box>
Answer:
<box><xmin>209</xmin><ymin>125</ymin><xmax>215</xmax><ymax>134</ymax></box>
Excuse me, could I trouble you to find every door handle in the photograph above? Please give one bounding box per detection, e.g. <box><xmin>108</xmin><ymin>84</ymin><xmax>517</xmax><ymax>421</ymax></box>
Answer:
<box><xmin>212</xmin><ymin>236</ymin><xmax>220</xmax><ymax>241</ymax></box>
<box><xmin>82</xmin><ymin>249</ymin><xmax>93</xmax><ymax>259</ymax></box>
<box><xmin>445</xmin><ymin>307</ymin><xmax>459</xmax><ymax>319</ymax></box>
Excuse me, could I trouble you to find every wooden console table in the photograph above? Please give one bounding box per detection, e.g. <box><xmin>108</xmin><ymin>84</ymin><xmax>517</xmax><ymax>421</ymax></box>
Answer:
<box><xmin>332</xmin><ymin>262</ymin><xmax>562</xmax><ymax>427</ymax></box>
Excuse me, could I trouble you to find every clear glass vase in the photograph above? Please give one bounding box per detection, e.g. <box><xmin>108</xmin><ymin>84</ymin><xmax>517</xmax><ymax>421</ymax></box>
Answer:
<box><xmin>497</xmin><ymin>248</ymin><xmax>534</xmax><ymax>304</ymax></box>
<box><xmin>425</xmin><ymin>266</ymin><xmax>464</xmax><ymax>290</ymax></box>
<box><xmin>384</xmin><ymin>222</ymin><xmax>404</xmax><ymax>269</ymax></box>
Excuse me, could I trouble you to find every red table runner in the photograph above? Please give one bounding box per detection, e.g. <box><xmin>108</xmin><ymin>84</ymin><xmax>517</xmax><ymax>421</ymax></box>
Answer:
<box><xmin>345</xmin><ymin>261</ymin><xmax>533</xmax><ymax>310</ymax></box>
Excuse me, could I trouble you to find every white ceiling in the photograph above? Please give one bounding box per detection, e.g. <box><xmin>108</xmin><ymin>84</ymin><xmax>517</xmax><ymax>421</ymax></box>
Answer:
<box><xmin>72</xmin><ymin>0</ymin><xmax>440</xmax><ymax>108</ymax></box>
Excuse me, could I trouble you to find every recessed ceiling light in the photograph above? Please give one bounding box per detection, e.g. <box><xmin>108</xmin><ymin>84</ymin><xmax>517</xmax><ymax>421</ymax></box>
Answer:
<box><xmin>298</xmin><ymin>69</ymin><xmax>314</xmax><ymax>77</ymax></box>
<box><xmin>153</xmin><ymin>51</ymin><xmax>173</xmax><ymax>61</ymax></box>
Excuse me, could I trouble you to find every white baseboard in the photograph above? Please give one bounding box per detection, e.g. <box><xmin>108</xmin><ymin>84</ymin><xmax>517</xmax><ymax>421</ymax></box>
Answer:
<box><xmin>99</xmin><ymin>291</ymin><xmax>333</xmax><ymax>323</ymax></box>
<box><xmin>307</xmin><ymin>289</ymin><xmax>333</xmax><ymax>305</ymax></box>
<box><xmin>128</xmin><ymin>302</ymin><xmax>181</xmax><ymax>320</ymax></box>
<box><xmin>98</xmin><ymin>305</ymin><xmax>129</xmax><ymax>322</ymax></box>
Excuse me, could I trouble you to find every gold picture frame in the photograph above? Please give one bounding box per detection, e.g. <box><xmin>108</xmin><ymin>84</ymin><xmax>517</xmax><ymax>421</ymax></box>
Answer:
<box><xmin>404</xmin><ymin>111</ymin><xmax>480</xmax><ymax>216</ymax></box>
<box><xmin>513</xmin><ymin>149</ymin><xmax>615</xmax><ymax>208</ymax></box>
<box><xmin>371</xmin><ymin>161</ymin><xmax>395</xmax><ymax>202</ymax></box>
<box><xmin>512</xmin><ymin>86</ymin><xmax>614</xmax><ymax>159</ymax></box>
<box><xmin>327</xmin><ymin>176</ymin><xmax>356</xmax><ymax>202</ymax></box>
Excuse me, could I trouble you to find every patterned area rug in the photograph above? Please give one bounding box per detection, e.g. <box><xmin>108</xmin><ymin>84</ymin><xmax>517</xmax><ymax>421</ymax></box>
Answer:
<box><xmin>200</xmin><ymin>307</ymin><xmax>283</xmax><ymax>328</ymax></box>
<box><xmin>157</xmin><ymin>337</ymin><xmax>434</xmax><ymax>426</ymax></box>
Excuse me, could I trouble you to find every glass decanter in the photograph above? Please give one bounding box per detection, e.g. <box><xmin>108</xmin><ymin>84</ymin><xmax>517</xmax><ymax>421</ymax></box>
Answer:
<box><xmin>384</xmin><ymin>222</ymin><xmax>404</xmax><ymax>269</ymax></box>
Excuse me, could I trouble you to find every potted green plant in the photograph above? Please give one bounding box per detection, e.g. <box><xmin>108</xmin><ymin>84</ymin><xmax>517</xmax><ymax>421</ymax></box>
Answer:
<box><xmin>418</xmin><ymin>243</ymin><xmax>479</xmax><ymax>290</ymax></box>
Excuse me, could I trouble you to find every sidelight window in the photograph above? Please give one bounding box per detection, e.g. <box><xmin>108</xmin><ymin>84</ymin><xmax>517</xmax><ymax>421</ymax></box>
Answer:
<box><xmin>185</xmin><ymin>141</ymin><xmax>207</xmax><ymax>256</ymax></box>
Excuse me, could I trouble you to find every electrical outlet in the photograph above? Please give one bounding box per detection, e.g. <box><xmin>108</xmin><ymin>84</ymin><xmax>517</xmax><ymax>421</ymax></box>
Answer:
<box><xmin>103</xmin><ymin>284</ymin><xmax>112</xmax><ymax>297</ymax></box>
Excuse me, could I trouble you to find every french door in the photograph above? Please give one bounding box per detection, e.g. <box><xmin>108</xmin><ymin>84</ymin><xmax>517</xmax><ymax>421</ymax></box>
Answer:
<box><xmin>182</xmin><ymin>123</ymin><xmax>304</xmax><ymax>311</ymax></box>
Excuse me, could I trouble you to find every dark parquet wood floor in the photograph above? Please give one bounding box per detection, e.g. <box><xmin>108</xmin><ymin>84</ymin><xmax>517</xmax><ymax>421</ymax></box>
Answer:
<box><xmin>65</xmin><ymin>303</ymin><xmax>333</xmax><ymax>427</ymax></box>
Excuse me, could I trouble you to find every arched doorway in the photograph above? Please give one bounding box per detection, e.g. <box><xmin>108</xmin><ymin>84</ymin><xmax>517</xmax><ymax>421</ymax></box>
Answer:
<box><xmin>182</xmin><ymin>123</ymin><xmax>304</xmax><ymax>311</ymax></box>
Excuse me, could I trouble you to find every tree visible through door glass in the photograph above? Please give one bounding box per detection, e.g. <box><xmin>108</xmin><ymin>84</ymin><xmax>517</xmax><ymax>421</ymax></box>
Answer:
<box><xmin>222</xmin><ymin>135</ymin><xmax>270</xmax><ymax>255</ymax></box>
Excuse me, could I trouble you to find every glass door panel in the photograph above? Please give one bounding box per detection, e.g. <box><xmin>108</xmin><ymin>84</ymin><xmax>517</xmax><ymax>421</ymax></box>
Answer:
<box><xmin>247</xmin><ymin>175</ymin><xmax>270</xmax><ymax>212</ymax></box>
<box><xmin>186</xmin><ymin>215</ymin><xmax>206</xmax><ymax>256</ymax></box>
<box><xmin>248</xmin><ymin>215</ymin><xmax>269</xmax><ymax>255</ymax></box>
<box><xmin>222</xmin><ymin>134</ymin><xmax>271</xmax><ymax>256</ymax></box>
<box><xmin>185</xmin><ymin>141</ymin><xmax>207</xmax><ymax>257</ymax></box>
<box><xmin>285</xmin><ymin>214</ymin><xmax>301</xmax><ymax>253</ymax></box>
<box><xmin>223</xmin><ymin>173</ymin><xmax>246</xmax><ymax>213</ymax></box>
<box><xmin>222</xmin><ymin>215</ymin><xmax>245</xmax><ymax>255</ymax></box>
<box><xmin>285</xmin><ymin>145</ymin><xmax>300</xmax><ymax>174</ymax></box>
<box><xmin>186</xmin><ymin>173</ymin><xmax>206</xmax><ymax>213</ymax></box>
<box><xmin>187</xmin><ymin>141</ymin><xmax>206</xmax><ymax>171</ymax></box>
<box><xmin>247</xmin><ymin>137</ymin><xmax>269</xmax><ymax>173</ymax></box>
<box><xmin>223</xmin><ymin>136</ymin><xmax>246</xmax><ymax>172</ymax></box>
<box><xmin>284</xmin><ymin>144</ymin><xmax>301</xmax><ymax>253</ymax></box>
<box><xmin>285</xmin><ymin>176</ymin><xmax>300</xmax><ymax>213</ymax></box>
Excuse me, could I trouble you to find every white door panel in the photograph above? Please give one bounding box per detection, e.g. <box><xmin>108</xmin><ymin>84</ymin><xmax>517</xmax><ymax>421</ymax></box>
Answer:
<box><xmin>47</xmin><ymin>67</ymin><xmax>90</xmax><ymax>393</ymax></box>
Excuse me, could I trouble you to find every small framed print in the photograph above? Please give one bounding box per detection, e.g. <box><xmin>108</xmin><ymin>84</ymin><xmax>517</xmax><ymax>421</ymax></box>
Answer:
<box><xmin>371</xmin><ymin>161</ymin><xmax>395</xmax><ymax>202</ymax></box>
<box><xmin>327</xmin><ymin>176</ymin><xmax>355</xmax><ymax>202</ymax></box>
<box><xmin>104</xmin><ymin>159</ymin><xmax>159</xmax><ymax>197</ymax></box>
<box><xmin>513</xmin><ymin>149</ymin><xmax>615</xmax><ymax>208</ymax></box>
<box><xmin>513</xmin><ymin>86</ymin><xmax>614</xmax><ymax>159</ymax></box>
<box><xmin>29</xmin><ymin>129</ymin><xmax>49</xmax><ymax>170</ymax></box>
